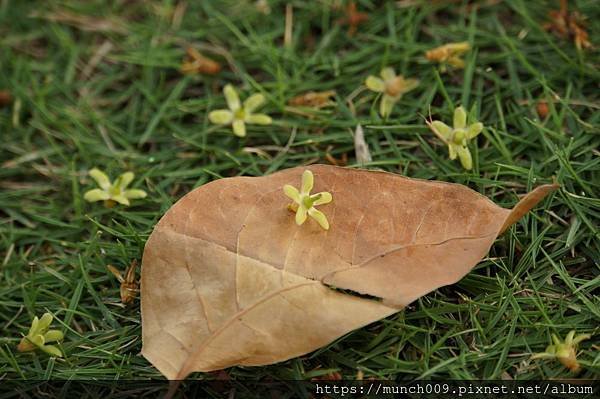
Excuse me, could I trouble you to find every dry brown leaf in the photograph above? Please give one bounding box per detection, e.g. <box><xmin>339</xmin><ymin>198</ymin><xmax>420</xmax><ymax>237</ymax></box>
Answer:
<box><xmin>141</xmin><ymin>165</ymin><xmax>558</xmax><ymax>379</ymax></box>
<box><xmin>337</xmin><ymin>1</ymin><xmax>368</xmax><ymax>36</ymax></box>
<box><xmin>425</xmin><ymin>42</ymin><xmax>470</xmax><ymax>69</ymax></box>
<box><xmin>288</xmin><ymin>90</ymin><xmax>336</xmax><ymax>108</ymax></box>
<box><xmin>107</xmin><ymin>260</ymin><xmax>139</xmax><ymax>304</ymax></box>
<box><xmin>0</xmin><ymin>90</ymin><xmax>12</xmax><ymax>107</ymax></box>
<box><xmin>324</xmin><ymin>150</ymin><xmax>348</xmax><ymax>167</ymax></box>
<box><xmin>180</xmin><ymin>47</ymin><xmax>222</xmax><ymax>75</ymax></box>
<box><xmin>544</xmin><ymin>0</ymin><xmax>592</xmax><ymax>50</ymax></box>
<box><xmin>536</xmin><ymin>100</ymin><xmax>550</xmax><ymax>119</ymax></box>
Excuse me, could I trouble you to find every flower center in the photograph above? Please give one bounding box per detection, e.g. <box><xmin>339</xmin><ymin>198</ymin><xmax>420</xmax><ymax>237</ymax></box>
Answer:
<box><xmin>301</xmin><ymin>193</ymin><xmax>321</xmax><ymax>209</ymax></box>
<box><xmin>384</xmin><ymin>77</ymin><xmax>404</xmax><ymax>97</ymax></box>
<box><xmin>452</xmin><ymin>128</ymin><xmax>467</xmax><ymax>145</ymax></box>
<box><xmin>234</xmin><ymin>108</ymin><xmax>246</xmax><ymax>120</ymax></box>
<box><xmin>109</xmin><ymin>186</ymin><xmax>122</xmax><ymax>196</ymax></box>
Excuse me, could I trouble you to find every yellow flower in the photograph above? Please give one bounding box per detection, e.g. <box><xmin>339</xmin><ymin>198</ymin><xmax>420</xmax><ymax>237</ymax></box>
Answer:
<box><xmin>365</xmin><ymin>67</ymin><xmax>419</xmax><ymax>118</ymax></box>
<box><xmin>17</xmin><ymin>313</ymin><xmax>64</xmax><ymax>357</ymax></box>
<box><xmin>83</xmin><ymin>168</ymin><xmax>147</xmax><ymax>207</ymax></box>
<box><xmin>425</xmin><ymin>41</ymin><xmax>471</xmax><ymax>71</ymax></box>
<box><xmin>427</xmin><ymin>106</ymin><xmax>483</xmax><ymax>170</ymax></box>
<box><xmin>531</xmin><ymin>330</ymin><xmax>591</xmax><ymax>373</ymax></box>
<box><xmin>208</xmin><ymin>84</ymin><xmax>272</xmax><ymax>137</ymax></box>
<box><xmin>283</xmin><ymin>170</ymin><xmax>332</xmax><ymax>230</ymax></box>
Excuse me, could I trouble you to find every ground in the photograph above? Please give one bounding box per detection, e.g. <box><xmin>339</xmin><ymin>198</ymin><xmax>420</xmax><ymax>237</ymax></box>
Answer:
<box><xmin>1</xmin><ymin>0</ymin><xmax>598</xmax><ymax>390</ymax></box>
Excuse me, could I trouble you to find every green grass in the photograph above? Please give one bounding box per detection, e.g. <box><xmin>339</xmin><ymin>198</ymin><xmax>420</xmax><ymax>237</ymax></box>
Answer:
<box><xmin>1</xmin><ymin>0</ymin><xmax>599</xmax><ymax>387</ymax></box>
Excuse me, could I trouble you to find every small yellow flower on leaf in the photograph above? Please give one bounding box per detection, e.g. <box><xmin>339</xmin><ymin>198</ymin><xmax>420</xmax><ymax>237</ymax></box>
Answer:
<box><xmin>17</xmin><ymin>313</ymin><xmax>64</xmax><ymax>357</ymax></box>
<box><xmin>425</xmin><ymin>41</ymin><xmax>471</xmax><ymax>71</ymax></box>
<box><xmin>531</xmin><ymin>330</ymin><xmax>591</xmax><ymax>373</ymax></box>
<box><xmin>427</xmin><ymin>106</ymin><xmax>483</xmax><ymax>170</ymax></box>
<box><xmin>283</xmin><ymin>170</ymin><xmax>332</xmax><ymax>230</ymax></box>
<box><xmin>365</xmin><ymin>67</ymin><xmax>419</xmax><ymax>118</ymax></box>
<box><xmin>208</xmin><ymin>84</ymin><xmax>272</xmax><ymax>137</ymax></box>
<box><xmin>84</xmin><ymin>168</ymin><xmax>147</xmax><ymax>207</ymax></box>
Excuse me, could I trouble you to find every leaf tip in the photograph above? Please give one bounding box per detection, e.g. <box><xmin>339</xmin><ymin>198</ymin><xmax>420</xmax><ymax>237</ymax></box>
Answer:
<box><xmin>500</xmin><ymin>183</ymin><xmax>560</xmax><ymax>234</ymax></box>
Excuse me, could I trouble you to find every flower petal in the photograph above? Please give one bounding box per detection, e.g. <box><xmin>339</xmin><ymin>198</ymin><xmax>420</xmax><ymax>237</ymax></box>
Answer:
<box><xmin>232</xmin><ymin>120</ymin><xmax>246</xmax><ymax>137</ymax></box>
<box><xmin>295</xmin><ymin>206</ymin><xmax>307</xmax><ymax>225</ymax></box>
<box><xmin>552</xmin><ymin>334</ymin><xmax>562</xmax><ymax>346</ymax></box>
<box><xmin>312</xmin><ymin>191</ymin><xmax>332</xmax><ymax>205</ymax></box>
<box><xmin>283</xmin><ymin>184</ymin><xmax>300</xmax><ymax>202</ymax></box>
<box><xmin>245</xmin><ymin>113</ymin><xmax>272</xmax><ymax>125</ymax></box>
<box><xmin>111</xmin><ymin>195</ymin><xmax>131</xmax><ymax>206</ymax></box>
<box><xmin>30</xmin><ymin>334</ymin><xmax>45</xmax><ymax>347</ymax></box>
<box><xmin>448</xmin><ymin>41</ymin><xmax>470</xmax><ymax>53</ymax></box>
<box><xmin>565</xmin><ymin>330</ymin><xmax>576</xmax><ymax>345</ymax></box>
<box><xmin>572</xmin><ymin>333</ymin><xmax>591</xmax><ymax>345</ymax></box>
<box><xmin>243</xmin><ymin>93</ymin><xmax>265</xmax><ymax>112</ymax></box>
<box><xmin>89</xmin><ymin>168</ymin><xmax>111</xmax><ymax>190</ymax></box>
<box><xmin>379</xmin><ymin>94</ymin><xmax>397</xmax><ymax>118</ymax></box>
<box><xmin>41</xmin><ymin>344</ymin><xmax>63</xmax><ymax>357</ymax></box>
<box><xmin>124</xmin><ymin>189</ymin><xmax>147</xmax><ymax>199</ymax></box>
<box><xmin>208</xmin><ymin>110</ymin><xmax>234</xmax><ymax>125</ymax></box>
<box><xmin>308</xmin><ymin>208</ymin><xmax>329</xmax><ymax>230</ymax></box>
<box><xmin>84</xmin><ymin>189</ymin><xmax>110</xmax><ymax>202</ymax></box>
<box><xmin>448</xmin><ymin>144</ymin><xmax>458</xmax><ymax>160</ymax></box>
<box><xmin>43</xmin><ymin>330</ymin><xmax>64</xmax><ymax>343</ymax></box>
<box><xmin>454</xmin><ymin>106</ymin><xmax>467</xmax><ymax>129</ymax></box>
<box><xmin>115</xmin><ymin>172</ymin><xmax>134</xmax><ymax>190</ymax></box>
<box><xmin>365</xmin><ymin>76</ymin><xmax>385</xmax><ymax>92</ymax></box>
<box><xmin>29</xmin><ymin>316</ymin><xmax>40</xmax><ymax>335</ymax></box>
<box><xmin>429</xmin><ymin>121</ymin><xmax>452</xmax><ymax>141</ymax></box>
<box><xmin>467</xmin><ymin>122</ymin><xmax>483</xmax><ymax>139</ymax></box>
<box><xmin>457</xmin><ymin>145</ymin><xmax>473</xmax><ymax>170</ymax></box>
<box><xmin>38</xmin><ymin>313</ymin><xmax>53</xmax><ymax>333</ymax></box>
<box><xmin>380</xmin><ymin>67</ymin><xmax>396</xmax><ymax>81</ymax></box>
<box><xmin>224</xmin><ymin>84</ymin><xmax>240</xmax><ymax>111</ymax></box>
<box><xmin>301</xmin><ymin>170</ymin><xmax>314</xmax><ymax>194</ymax></box>
<box><xmin>447</xmin><ymin>56</ymin><xmax>465</xmax><ymax>68</ymax></box>
<box><xmin>399</xmin><ymin>78</ymin><xmax>419</xmax><ymax>93</ymax></box>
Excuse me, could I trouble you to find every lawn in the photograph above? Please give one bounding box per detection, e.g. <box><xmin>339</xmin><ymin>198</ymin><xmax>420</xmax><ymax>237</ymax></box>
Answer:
<box><xmin>1</xmin><ymin>0</ymin><xmax>599</xmax><ymax>392</ymax></box>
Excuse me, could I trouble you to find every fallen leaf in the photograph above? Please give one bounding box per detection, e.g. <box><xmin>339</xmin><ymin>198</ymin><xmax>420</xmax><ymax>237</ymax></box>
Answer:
<box><xmin>536</xmin><ymin>100</ymin><xmax>549</xmax><ymax>119</ymax></box>
<box><xmin>425</xmin><ymin>42</ymin><xmax>471</xmax><ymax>69</ymax></box>
<box><xmin>325</xmin><ymin>150</ymin><xmax>348</xmax><ymax>167</ymax></box>
<box><xmin>544</xmin><ymin>0</ymin><xmax>592</xmax><ymax>50</ymax></box>
<box><xmin>107</xmin><ymin>260</ymin><xmax>139</xmax><ymax>304</ymax></box>
<box><xmin>0</xmin><ymin>90</ymin><xmax>12</xmax><ymax>107</ymax></box>
<box><xmin>141</xmin><ymin>165</ymin><xmax>558</xmax><ymax>379</ymax></box>
<box><xmin>288</xmin><ymin>90</ymin><xmax>336</xmax><ymax>108</ymax></box>
<box><xmin>180</xmin><ymin>47</ymin><xmax>222</xmax><ymax>75</ymax></box>
<box><xmin>337</xmin><ymin>1</ymin><xmax>368</xmax><ymax>36</ymax></box>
